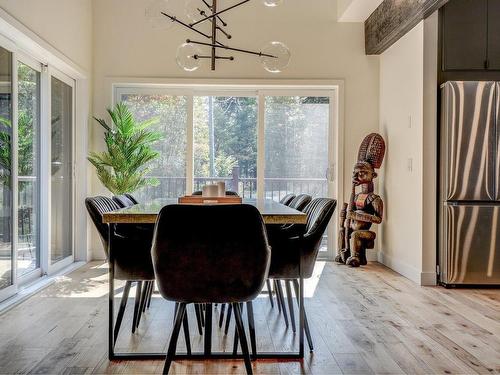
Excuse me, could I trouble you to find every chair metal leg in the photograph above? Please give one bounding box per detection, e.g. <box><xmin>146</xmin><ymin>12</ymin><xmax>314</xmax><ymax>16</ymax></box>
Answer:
<box><xmin>194</xmin><ymin>304</ymin><xmax>203</xmax><ymax>335</ymax></box>
<box><xmin>219</xmin><ymin>303</ymin><xmax>226</xmax><ymax>328</ymax></box>
<box><xmin>182</xmin><ymin>307</ymin><xmax>192</xmax><ymax>355</ymax></box>
<box><xmin>232</xmin><ymin>324</ymin><xmax>239</xmax><ymax>355</ymax></box>
<box><xmin>266</xmin><ymin>279</ymin><xmax>274</xmax><ymax>308</ymax></box>
<box><xmin>113</xmin><ymin>280</ymin><xmax>131</xmax><ymax>343</ymax></box>
<box><xmin>293</xmin><ymin>279</ymin><xmax>313</xmax><ymax>352</ymax></box>
<box><xmin>273</xmin><ymin>280</ymin><xmax>282</xmax><ymax>313</ymax></box>
<box><xmin>246</xmin><ymin>301</ymin><xmax>257</xmax><ymax>358</ymax></box>
<box><xmin>132</xmin><ymin>281</ymin><xmax>143</xmax><ymax>333</ymax></box>
<box><xmin>162</xmin><ymin>303</ymin><xmax>186</xmax><ymax>375</ymax></box>
<box><xmin>233</xmin><ymin>303</ymin><xmax>253</xmax><ymax>375</ymax></box>
<box><xmin>146</xmin><ymin>281</ymin><xmax>154</xmax><ymax>309</ymax></box>
<box><xmin>224</xmin><ymin>303</ymin><xmax>232</xmax><ymax>335</ymax></box>
<box><xmin>136</xmin><ymin>282</ymin><xmax>149</xmax><ymax>328</ymax></box>
<box><xmin>285</xmin><ymin>280</ymin><xmax>296</xmax><ymax>333</ymax></box>
<box><xmin>275</xmin><ymin>280</ymin><xmax>289</xmax><ymax>328</ymax></box>
<box><xmin>204</xmin><ymin>303</ymin><xmax>212</xmax><ymax>355</ymax></box>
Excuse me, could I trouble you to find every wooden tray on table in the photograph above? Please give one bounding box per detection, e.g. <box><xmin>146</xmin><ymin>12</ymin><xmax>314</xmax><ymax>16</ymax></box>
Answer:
<box><xmin>178</xmin><ymin>195</ymin><xmax>243</xmax><ymax>204</ymax></box>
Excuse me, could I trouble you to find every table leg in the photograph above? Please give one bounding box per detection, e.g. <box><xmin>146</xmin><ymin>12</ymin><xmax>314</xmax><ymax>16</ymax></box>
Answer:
<box><xmin>108</xmin><ymin>224</ymin><xmax>115</xmax><ymax>360</ymax></box>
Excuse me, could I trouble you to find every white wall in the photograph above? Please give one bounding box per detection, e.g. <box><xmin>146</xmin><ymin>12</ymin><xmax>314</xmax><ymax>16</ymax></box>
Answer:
<box><xmin>0</xmin><ymin>0</ymin><xmax>93</xmax><ymax>262</ymax></box>
<box><xmin>90</xmin><ymin>0</ymin><xmax>380</xmax><ymax>259</ymax></box>
<box><xmin>0</xmin><ymin>0</ymin><xmax>92</xmax><ymax>73</ymax></box>
<box><xmin>378</xmin><ymin>14</ymin><xmax>438</xmax><ymax>285</ymax></box>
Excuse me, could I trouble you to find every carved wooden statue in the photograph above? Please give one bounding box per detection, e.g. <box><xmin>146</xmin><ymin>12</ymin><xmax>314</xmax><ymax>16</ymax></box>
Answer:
<box><xmin>336</xmin><ymin>133</ymin><xmax>385</xmax><ymax>267</ymax></box>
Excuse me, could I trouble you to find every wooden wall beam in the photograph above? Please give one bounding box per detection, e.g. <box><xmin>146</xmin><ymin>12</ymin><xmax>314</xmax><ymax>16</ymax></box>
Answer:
<box><xmin>365</xmin><ymin>0</ymin><xmax>449</xmax><ymax>55</ymax></box>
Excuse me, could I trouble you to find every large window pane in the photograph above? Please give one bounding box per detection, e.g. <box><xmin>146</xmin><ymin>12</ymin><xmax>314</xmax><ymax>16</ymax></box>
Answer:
<box><xmin>17</xmin><ymin>62</ymin><xmax>40</xmax><ymax>276</ymax></box>
<box><xmin>193</xmin><ymin>96</ymin><xmax>257</xmax><ymax>197</ymax></box>
<box><xmin>51</xmin><ymin>77</ymin><xmax>73</xmax><ymax>264</ymax></box>
<box><xmin>0</xmin><ymin>47</ymin><xmax>12</xmax><ymax>290</ymax></box>
<box><xmin>121</xmin><ymin>94</ymin><xmax>187</xmax><ymax>200</ymax></box>
<box><xmin>264</xmin><ymin>96</ymin><xmax>329</xmax><ymax>200</ymax></box>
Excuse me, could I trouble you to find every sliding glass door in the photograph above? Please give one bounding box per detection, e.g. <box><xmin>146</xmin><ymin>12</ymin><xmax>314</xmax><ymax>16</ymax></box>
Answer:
<box><xmin>50</xmin><ymin>75</ymin><xmax>74</xmax><ymax>266</ymax></box>
<box><xmin>17</xmin><ymin>61</ymin><xmax>40</xmax><ymax>278</ymax></box>
<box><xmin>114</xmin><ymin>86</ymin><xmax>338</xmax><ymax>259</ymax></box>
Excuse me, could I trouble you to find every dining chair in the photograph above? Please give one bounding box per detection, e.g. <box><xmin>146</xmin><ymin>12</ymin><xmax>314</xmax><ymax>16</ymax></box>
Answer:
<box><xmin>112</xmin><ymin>194</ymin><xmax>155</xmax><ymax>322</ymax></box>
<box><xmin>267</xmin><ymin>198</ymin><xmax>337</xmax><ymax>351</ymax></box>
<box><xmin>85</xmin><ymin>196</ymin><xmax>192</xmax><ymax>350</ymax></box>
<box><xmin>279</xmin><ymin>193</ymin><xmax>296</xmax><ymax>206</ymax></box>
<box><xmin>151</xmin><ymin>204</ymin><xmax>271</xmax><ymax>375</ymax></box>
<box><xmin>192</xmin><ymin>190</ymin><xmax>239</xmax><ymax>196</ymax></box>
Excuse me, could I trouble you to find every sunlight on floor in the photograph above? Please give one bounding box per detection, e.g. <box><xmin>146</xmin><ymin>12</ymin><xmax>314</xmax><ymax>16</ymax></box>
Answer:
<box><xmin>41</xmin><ymin>260</ymin><xmax>327</xmax><ymax>299</ymax></box>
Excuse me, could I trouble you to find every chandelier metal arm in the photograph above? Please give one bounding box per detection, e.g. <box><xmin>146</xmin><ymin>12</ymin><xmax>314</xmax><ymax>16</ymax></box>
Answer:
<box><xmin>160</xmin><ymin>11</ymin><xmax>225</xmax><ymax>46</ymax></box>
<box><xmin>187</xmin><ymin>39</ymin><xmax>277</xmax><ymax>58</ymax></box>
<box><xmin>190</xmin><ymin>0</ymin><xmax>251</xmax><ymax>27</ymax></box>
<box><xmin>201</xmin><ymin>0</ymin><xmax>227</xmax><ymax>26</ymax></box>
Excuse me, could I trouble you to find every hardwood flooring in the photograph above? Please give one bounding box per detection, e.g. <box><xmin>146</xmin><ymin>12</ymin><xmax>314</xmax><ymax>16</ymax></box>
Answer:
<box><xmin>0</xmin><ymin>261</ymin><xmax>499</xmax><ymax>374</ymax></box>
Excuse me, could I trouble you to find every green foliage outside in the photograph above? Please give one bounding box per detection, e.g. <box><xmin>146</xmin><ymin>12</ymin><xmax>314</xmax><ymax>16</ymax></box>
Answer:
<box><xmin>88</xmin><ymin>103</ymin><xmax>163</xmax><ymax>195</ymax></box>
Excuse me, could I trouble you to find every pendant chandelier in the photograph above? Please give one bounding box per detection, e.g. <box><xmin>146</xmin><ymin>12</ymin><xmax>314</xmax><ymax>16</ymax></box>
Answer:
<box><xmin>145</xmin><ymin>0</ymin><xmax>291</xmax><ymax>73</ymax></box>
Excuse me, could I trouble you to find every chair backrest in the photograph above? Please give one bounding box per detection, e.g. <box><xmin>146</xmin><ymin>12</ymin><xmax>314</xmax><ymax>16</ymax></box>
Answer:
<box><xmin>152</xmin><ymin>204</ymin><xmax>270</xmax><ymax>303</ymax></box>
<box><xmin>113</xmin><ymin>194</ymin><xmax>136</xmax><ymax>208</ymax></box>
<box><xmin>288</xmin><ymin>194</ymin><xmax>312</xmax><ymax>212</ymax></box>
<box><xmin>301</xmin><ymin>198</ymin><xmax>337</xmax><ymax>277</ymax></box>
<box><xmin>85</xmin><ymin>196</ymin><xmax>121</xmax><ymax>256</ymax></box>
<box><xmin>124</xmin><ymin>193</ymin><xmax>139</xmax><ymax>204</ymax></box>
<box><xmin>279</xmin><ymin>193</ymin><xmax>296</xmax><ymax>206</ymax></box>
<box><xmin>192</xmin><ymin>190</ymin><xmax>239</xmax><ymax>196</ymax></box>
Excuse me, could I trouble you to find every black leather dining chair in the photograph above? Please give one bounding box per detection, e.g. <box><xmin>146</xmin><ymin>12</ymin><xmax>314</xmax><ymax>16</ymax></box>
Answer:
<box><xmin>112</xmin><ymin>194</ymin><xmax>155</xmax><ymax>322</ymax></box>
<box><xmin>85</xmin><ymin>196</ymin><xmax>192</xmax><ymax>350</ymax></box>
<box><xmin>279</xmin><ymin>193</ymin><xmax>296</xmax><ymax>206</ymax></box>
<box><xmin>268</xmin><ymin>198</ymin><xmax>337</xmax><ymax>351</ymax></box>
<box><xmin>192</xmin><ymin>190</ymin><xmax>239</xmax><ymax>196</ymax></box>
<box><xmin>151</xmin><ymin>204</ymin><xmax>271</xmax><ymax>375</ymax></box>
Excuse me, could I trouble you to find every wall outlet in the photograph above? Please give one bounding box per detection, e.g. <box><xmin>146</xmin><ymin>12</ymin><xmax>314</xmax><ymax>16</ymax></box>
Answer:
<box><xmin>407</xmin><ymin>157</ymin><xmax>413</xmax><ymax>172</ymax></box>
<box><xmin>408</xmin><ymin>115</ymin><xmax>412</xmax><ymax>128</ymax></box>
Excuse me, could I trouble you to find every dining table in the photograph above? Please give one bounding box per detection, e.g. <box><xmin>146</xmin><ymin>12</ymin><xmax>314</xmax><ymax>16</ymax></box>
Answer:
<box><xmin>102</xmin><ymin>198</ymin><xmax>307</xmax><ymax>361</ymax></box>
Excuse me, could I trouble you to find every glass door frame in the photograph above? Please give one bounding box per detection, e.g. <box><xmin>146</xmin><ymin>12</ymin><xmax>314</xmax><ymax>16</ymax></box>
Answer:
<box><xmin>114</xmin><ymin>84</ymin><xmax>341</xmax><ymax>260</ymax></box>
<box><xmin>15</xmin><ymin>52</ymin><xmax>43</xmax><ymax>285</ymax></box>
<box><xmin>44</xmin><ymin>67</ymin><xmax>76</xmax><ymax>275</ymax></box>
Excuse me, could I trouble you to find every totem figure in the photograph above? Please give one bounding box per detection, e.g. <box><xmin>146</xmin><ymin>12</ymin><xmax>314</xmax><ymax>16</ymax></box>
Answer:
<box><xmin>335</xmin><ymin>133</ymin><xmax>385</xmax><ymax>267</ymax></box>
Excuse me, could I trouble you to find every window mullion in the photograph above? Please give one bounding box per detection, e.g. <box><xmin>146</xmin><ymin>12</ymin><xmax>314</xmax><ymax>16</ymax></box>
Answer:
<box><xmin>257</xmin><ymin>93</ymin><xmax>265</xmax><ymax>200</ymax></box>
<box><xmin>186</xmin><ymin>94</ymin><xmax>194</xmax><ymax>195</ymax></box>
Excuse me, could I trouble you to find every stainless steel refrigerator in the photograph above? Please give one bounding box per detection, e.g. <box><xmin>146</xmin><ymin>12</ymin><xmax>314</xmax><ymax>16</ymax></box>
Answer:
<box><xmin>440</xmin><ymin>81</ymin><xmax>500</xmax><ymax>286</ymax></box>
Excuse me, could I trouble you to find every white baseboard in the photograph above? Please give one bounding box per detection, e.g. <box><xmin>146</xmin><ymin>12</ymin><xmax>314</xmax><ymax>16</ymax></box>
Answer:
<box><xmin>377</xmin><ymin>251</ymin><xmax>421</xmax><ymax>284</ymax></box>
<box><xmin>420</xmin><ymin>271</ymin><xmax>437</xmax><ymax>286</ymax></box>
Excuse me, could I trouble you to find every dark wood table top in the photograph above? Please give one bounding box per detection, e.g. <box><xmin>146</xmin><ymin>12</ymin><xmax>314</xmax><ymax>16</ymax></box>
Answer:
<box><xmin>102</xmin><ymin>198</ymin><xmax>307</xmax><ymax>225</ymax></box>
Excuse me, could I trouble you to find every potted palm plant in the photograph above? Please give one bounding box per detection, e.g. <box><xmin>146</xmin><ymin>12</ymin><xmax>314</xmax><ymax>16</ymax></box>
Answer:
<box><xmin>88</xmin><ymin>102</ymin><xmax>162</xmax><ymax>195</ymax></box>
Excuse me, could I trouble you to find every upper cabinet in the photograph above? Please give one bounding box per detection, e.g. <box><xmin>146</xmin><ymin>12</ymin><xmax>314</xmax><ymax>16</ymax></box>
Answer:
<box><xmin>442</xmin><ymin>0</ymin><xmax>500</xmax><ymax>71</ymax></box>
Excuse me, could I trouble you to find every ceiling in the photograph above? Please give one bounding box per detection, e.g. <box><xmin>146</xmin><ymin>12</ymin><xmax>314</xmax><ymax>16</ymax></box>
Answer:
<box><xmin>337</xmin><ymin>0</ymin><xmax>384</xmax><ymax>22</ymax></box>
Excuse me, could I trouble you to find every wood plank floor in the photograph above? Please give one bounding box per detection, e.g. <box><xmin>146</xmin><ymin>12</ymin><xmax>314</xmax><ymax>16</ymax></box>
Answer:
<box><xmin>0</xmin><ymin>261</ymin><xmax>499</xmax><ymax>374</ymax></box>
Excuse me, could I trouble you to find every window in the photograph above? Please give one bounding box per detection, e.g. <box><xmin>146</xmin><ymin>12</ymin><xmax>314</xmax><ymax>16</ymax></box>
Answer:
<box><xmin>193</xmin><ymin>96</ymin><xmax>257</xmax><ymax>196</ymax></box>
<box><xmin>115</xmin><ymin>86</ymin><xmax>339</xmax><ymax>259</ymax></box>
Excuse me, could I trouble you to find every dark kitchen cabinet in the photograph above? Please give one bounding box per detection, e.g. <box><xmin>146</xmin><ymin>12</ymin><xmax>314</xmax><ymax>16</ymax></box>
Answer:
<box><xmin>442</xmin><ymin>0</ymin><xmax>488</xmax><ymax>70</ymax></box>
<box><xmin>488</xmin><ymin>0</ymin><xmax>500</xmax><ymax>69</ymax></box>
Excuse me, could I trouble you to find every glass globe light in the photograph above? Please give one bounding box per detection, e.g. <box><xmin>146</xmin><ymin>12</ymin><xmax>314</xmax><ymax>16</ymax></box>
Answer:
<box><xmin>145</xmin><ymin>0</ymin><xmax>172</xmax><ymax>30</ymax></box>
<box><xmin>262</xmin><ymin>0</ymin><xmax>283</xmax><ymax>7</ymax></box>
<box><xmin>185</xmin><ymin>0</ymin><xmax>205</xmax><ymax>23</ymax></box>
<box><xmin>260</xmin><ymin>41</ymin><xmax>290</xmax><ymax>73</ymax></box>
<box><xmin>176</xmin><ymin>43</ymin><xmax>202</xmax><ymax>72</ymax></box>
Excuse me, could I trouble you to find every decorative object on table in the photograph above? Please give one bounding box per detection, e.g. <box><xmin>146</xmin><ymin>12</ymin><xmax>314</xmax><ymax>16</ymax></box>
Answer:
<box><xmin>88</xmin><ymin>103</ymin><xmax>162</xmax><ymax>195</ymax></box>
<box><xmin>217</xmin><ymin>181</ymin><xmax>226</xmax><ymax>196</ymax></box>
<box><xmin>336</xmin><ymin>133</ymin><xmax>385</xmax><ymax>267</ymax></box>
<box><xmin>178</xmin><ymin>195</ymin><xmax>242</xmax><ymax>204</ymax></box>
<box><xmin>145</xmin><ymin>0</ymin><xmax>291</xmax><ymax>72</ymax></box>
<box><xmin>202</xmin><ymin>183</ymin><xmax>219</xmax><ymax>197</ymax></box>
